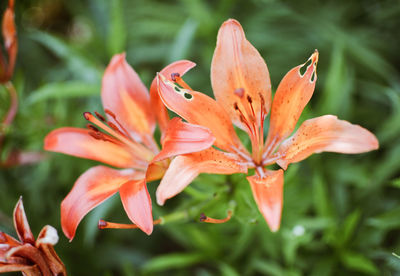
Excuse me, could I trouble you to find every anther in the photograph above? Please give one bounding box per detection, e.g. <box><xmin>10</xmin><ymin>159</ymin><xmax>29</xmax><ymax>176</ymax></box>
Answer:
<box><xmin>171</xmin><ymin>72</ymin><xmax>180</xmax><ymax>82</ymax></box>
<box><xmin>105</xmin><ymin>109</ymin><xmax>116</xmax><ymax>119</ymax></box>
<box><xmin>234</xmin><ymin>102</ymin><xmax>239</xmax><ymax>110</ymax></box>
<box><xmin>87</xmin><ymin>124</ymin><xmax>99</xmax><ymax>132</ymax></box>
<box><xmin>259</xmin><ymin>93</ymin><xmax>265</xmax><ymax>106</ymax></box>
<box><xmin>83</xmin><ymin>112</ymin><xmax>91</xmax><ymax>120</ymax></box>
<box><xmin>88</xmin><ymin>131</ymin><xmax>102</xmax><ymax>140</ymax></box>
<box><xmin>94</xmin><ymin>111</ymin><xmax>106</xmax><ymax>122</ymax></box>
<box><xmin>234</xmin><ymin>88</ymin><xmax>245</xmax><ymax>98</ymax></box>
<box><xmin>247</xmin><ymin>95</ymin><xmax>252</xmax><ymax>104</ymax></box>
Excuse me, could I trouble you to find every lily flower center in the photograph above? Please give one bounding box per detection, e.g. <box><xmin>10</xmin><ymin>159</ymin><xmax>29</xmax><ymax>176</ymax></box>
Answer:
<box><xmin>84</xmin><ymin>111</ymin><xmax>155</xmax><ymax>163</ymax></box>
<box><xmin>232</xmin><ymin>89</ymin><xmax>267</xmax><ymax>165</ymax></box>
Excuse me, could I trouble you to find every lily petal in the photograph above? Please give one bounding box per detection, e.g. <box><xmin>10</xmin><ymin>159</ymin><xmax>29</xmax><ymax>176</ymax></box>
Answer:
<box><xmin>149</xmin><ymin>60</ymin><xmax>196</xmax><ymax>135</ymax></box>
<box><xmin>120</xmin><ymin>179</ymin><xmax>153</xmax><ymax>235</ymax></box>
<box><xmin>156</xmin><ymin>148</ymin><xmax>248</xmax><ymax>205</ymax></box>
<box><xmin>157</xmin><ymin>74</ymin><xmax>243</xmax><ymax>152</ymax></box>
<box><xmin>276</xmin><ymin>115</ymin><xmax>379</xmax><ymax>170</ymax></box>
<box><xmin>13</xmin><ymin>197</ymin><xmax>35</xmax><ymax>245</ymax></box>
<box><xmin>153</xmin><ymin>117</ymin><xmax>215</xmax><ymax>162</ymax></box>
<box><xmin>211</xmin><ymin>19</ymin><xmax>271</xmax><ymax>131</ymax></box>
<box><xmin>102</xmin><ymin>53</ymin><xmax>155</xmax><ymax>143</ymax></box>
<box><xmin>247</xmin><ymin>169</ymin><xmax>284</xmax><ymax>232</ymax></box>
<box><xmin>266</xmin><ymin>51</ymin><xmax>319</xmax><ymax>149</ymax></box>
<box><xmin>61</xmin><ymin>166</ymin><xmax>138</xmax><ymax>241</ymax></box>
<box><xmin>44</xmin><ymin>127</ymin><xmax>147</xmax><ymax>169</ymax></box>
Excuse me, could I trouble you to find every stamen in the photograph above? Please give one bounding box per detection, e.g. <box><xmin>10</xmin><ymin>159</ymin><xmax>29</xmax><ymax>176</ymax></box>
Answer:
<box><xmin>199</xmin><ymin>210</ymin><xmax>232</xmax><ymax>224</ymax></box>
<box><xmin>98</xmin><ymin>219</ymin><xmax>162</xmax><ymax>229</ymax></box>
<box><xmin>84</xmin><ymin>112</ymin><xmax>154</xmax><ymax>161</ymax></box>
<box><xmin>262</xmin><ymin>152</ymin><xmax>285</xmax><ymax>166</ymax></box>
<box><xmin>256</xmin><ymin>166</ymin><xmax>266</xmax><ymax>178</ymax></box>
<box><xmin>171</xmin><ymin>75</ymin><xmax>193</xmax><ymax>91</ymax></box>
<box><xmin>105</xmin><ymin>109</ymin><xmax>132</xmax><ymax>139</ymax></box>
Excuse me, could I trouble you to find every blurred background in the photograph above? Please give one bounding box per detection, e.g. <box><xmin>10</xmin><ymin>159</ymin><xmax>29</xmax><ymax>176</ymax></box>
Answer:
<box><xmin>1</xmin><ymin>0</ymin><xmax>400</xmax><ymax>275</ymax></box>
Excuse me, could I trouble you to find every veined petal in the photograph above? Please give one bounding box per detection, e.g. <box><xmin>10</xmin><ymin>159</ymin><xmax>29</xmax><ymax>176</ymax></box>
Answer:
<box><xmin>102</xmin><ymin>53</ymin><xmax>155</xmax><ymax>142</ymax></box>
<box><xmin>61</xmin><ymin>166</ymin><xmax>140</xmax><ymax>241</ymax></box>
<box><xmin>157</xmin><ymin>74</ymin><xmax>244</xmax><ymax>152</ymax></box>
<box><xmin>276</xmin><ymin>115</ymin><xmax>379</xmax><ymax>170</ymax></box>
<box><xmin>5</xmin><ymin>244</ymin><xmax>51</xmax><ymax>275</ymax></box>
<box><xmin>150</xmin><ymin>60</ymin><xmax>196</xmax><ymax>134</ymax></box>
<box><xmin>13</xmin><ymin>198</ymin><xmax>35</xmax><ymax>245</ymax></box>
<box><xmin>247</xmin><ymin>169</ymin><xmax>284</xmax><ymax>232</ymax></box>
<box><xmin>156</xmin><ymin>148</ymin><xmax>248</xmax><ymax>205</ymax></box>
<box><xmin>0</xmin><ymin>263</ymin><xmax>33</xmax><ymax>273</ymax></box>
<box><xmin>153</xmin><ymin>117</ymin><xmax>215</xmax><ymax>162</ymax></box>
<box><xmin>120</xmin><ymin>179</ymin><xmax>153</xmax><ymax>235</ymax></box>
<box><xmin>211</xmin><ymin>19</ymin><xmax>271</xmax><ymax>130</ymax></box>
<box><xmin>265</xmin><ymin>51</ymin><xmax>319</xmax><ymax>150</ymax></box>
<box><xmin>0</xmin><ymin>232</ymin><xmax>21</xmax><ymax>258</ymax></box>
<box><xmin>44</xmin><ymin>127</ymin><xmax>147</xmax><ymax>169</ymax></box>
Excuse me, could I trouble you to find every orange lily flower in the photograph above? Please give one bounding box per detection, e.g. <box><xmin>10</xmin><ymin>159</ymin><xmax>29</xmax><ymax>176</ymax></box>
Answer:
<box><xmin>44</xmin><ymin>54</ymin><xmax>214</xmax><ymax>240</ymax></box>
<box><xmin>156</xmin><ymin>19</ymin><xmax>379</xmax><ymax>232</ymax></box>
<box><xmin>0</xmin><ymin>0</ymin><xmax>17</xmax><ymax>84</ymax></box>
<box><xmin>0</xmin><ymin>197</ymin><xmax>66</xmax><ymax>275</ymax></box>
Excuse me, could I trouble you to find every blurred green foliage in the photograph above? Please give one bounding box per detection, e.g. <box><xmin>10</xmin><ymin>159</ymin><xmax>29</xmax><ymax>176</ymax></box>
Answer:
<box><xmin>1</xmin><ymin>0</ymin><xmax>400</xmax><ymax>275</ymax></box>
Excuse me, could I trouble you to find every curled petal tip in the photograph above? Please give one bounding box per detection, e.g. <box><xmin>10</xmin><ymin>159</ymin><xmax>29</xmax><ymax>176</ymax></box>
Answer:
<box><xmin>311</xmin><ymin>49</ymin><xmax>319</xmax><ymax>64</ymax></box>
<box><xmin>223</xmin><ymin>18</ymin><xmax>241</xmax><ymax>26</ymax></box>
<box><xmin>107</xmin><ymin>53</ymin><xmax>127</xmax><ymax>71</ymax></box>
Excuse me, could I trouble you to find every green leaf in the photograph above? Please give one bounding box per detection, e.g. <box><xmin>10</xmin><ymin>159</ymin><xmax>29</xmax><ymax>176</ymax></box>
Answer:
<box><xmin>340</xmin><ymin>251</ymin><xmax>378</xmax><ymax>275</ymax></box>
<box><xmin>218</xmin><ymin>262</ymin><xmax>240</xmax><ymax>276</ymax></box>
<box><xmin>168</xmin><ymin>18</ymin><xmax>198</xmax><ymax>62</ymax></box>
<box><xmin>107</xmin><ymin>0</ymin><xmax>127</xmax><ymax>55</ymax></box>
<box><xmin>339</xmin><ymin>209</ymin><xmax>361</xmax><ymax>246</ymax></box>
<box><xmin>367</xmin><ymin>206</ymin><xmax>400</xmax><ymax>230</ymax></box>
<box><xmin>30</xmin><ymin>31</ymin><xmax>101</xmax><ymax>81</ymax></box>
<box><xmin>142</xmin><ymin>253</ymin><xmax>205</xmax><ymax>273</ymax></box>
<box><xmin>28</xmin><ymin>81</ymin><xmax>101</xmax><ymax>104</ymax></box>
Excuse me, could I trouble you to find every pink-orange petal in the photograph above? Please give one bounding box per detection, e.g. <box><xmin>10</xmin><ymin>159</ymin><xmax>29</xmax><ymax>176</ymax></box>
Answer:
<box><xmin>101</xmin><ymin>53</ymin><xmax>155</xmax><ymax>143</ymax></box>
<box><xmin>156</xmin><ymin>148</ymin><xmax>248</xmax><ymax>205</ymax></box>
<box><xmin>119</xmin><ymin>179</ymin><xmax>153</xmax><ymax>235</ymax></box>
<box><xmin>276</xmin><ymin>115</ymin><xmax>379</xmax><ymax>170</ymax></box>
<box><xmin>12</xmin><ymin>198</ymin><xmax>35</xmax><ymax>245</ymax></box>
<box><xmin>61</xmin><ymin>166</ymin><xmax>139</xmax><ymax>241</ymax></box>
<box><xmin>149</xmin><ymin>60</ymin><xmax>196</xmax><ymax>135</ymax></box>
<box><xmin>211</xmin><ymin>19</ymin><xmax>271</xmax><ymax>131</ymax></box>
<box><xmin>265</xmin><ymin>51</ymin><xmax>319</xmax><ymax>150</ymax></box>
<box><xmin>157</xmin><ymin>74</ymin><xmax>244</xmax><ymax>153</ymax></box>
<box><xmin>44</xmin><ymin>127</ymin><xmax>147</xmax><ymax>169</ymax></box>
<box><xmin>247</xmin><ymin>169</ymin><xmax>284</xmax><ymax>232</ymax></box>
<box><xmin>153</xmin><ymin>117</ymin><xmax>215</xmax><ymax>162</ymax></box>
